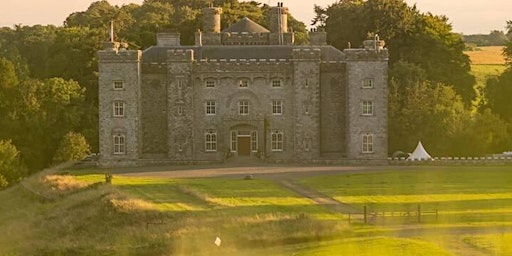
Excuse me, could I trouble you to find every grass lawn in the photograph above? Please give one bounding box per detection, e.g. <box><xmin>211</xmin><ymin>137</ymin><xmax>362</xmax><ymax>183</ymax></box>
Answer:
<box><xmin>298</xmin><ymin>167</ymin><xmax>512</xmax><ymax>225</ymax></box>
<box><xmin>2</xmin><ymin>166</ymin><xmax>512</xmax><ymax>255</ymax></box>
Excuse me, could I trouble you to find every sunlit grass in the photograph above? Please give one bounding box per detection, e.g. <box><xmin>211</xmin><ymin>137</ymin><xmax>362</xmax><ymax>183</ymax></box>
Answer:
<box><xmin>462</xmin><ymin>233</ymin><xmax>512</xmax><ymax>255</ymax></box>
<box><xmin>247</xmin><ymin>237</ymin><xmax>453</xmax><ymax>256</ymax></box>
<box><xmin>6</xmin><ymin>166</ymin><xmax>512</xmax><ymax>255</ymax></box>
<box><xmin>299</xmin><ymin>167</ymin><xmax>512</xmax><ymax>225</ymax></box>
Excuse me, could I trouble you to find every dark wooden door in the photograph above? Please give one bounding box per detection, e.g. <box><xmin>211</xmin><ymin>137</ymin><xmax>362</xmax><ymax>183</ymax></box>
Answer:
<box><xmin>238</xmin><ymin>137</ymin><xmax>251</xmax><ymax>156</ymax></box>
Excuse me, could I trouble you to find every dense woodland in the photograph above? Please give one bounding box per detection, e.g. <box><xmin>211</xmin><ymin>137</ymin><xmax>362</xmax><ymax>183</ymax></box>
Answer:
<box><xmin>0</xmin><ymin>0</ymin><xmax>512</xmax><ymax>188</ymax></box>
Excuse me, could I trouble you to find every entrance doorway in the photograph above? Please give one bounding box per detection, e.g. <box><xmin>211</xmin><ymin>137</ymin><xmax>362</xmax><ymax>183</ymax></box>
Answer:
<box><xmin>238</xmin><ymin>137</ymin><xmax>251</xmax><ymax>156</ymax></box>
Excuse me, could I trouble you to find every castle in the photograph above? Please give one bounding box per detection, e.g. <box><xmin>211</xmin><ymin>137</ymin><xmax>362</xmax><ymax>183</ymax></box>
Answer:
<box><xmin>97</xmin><ymin>4</ymin><xmax>388</xmax><ymax>167</ymax></box>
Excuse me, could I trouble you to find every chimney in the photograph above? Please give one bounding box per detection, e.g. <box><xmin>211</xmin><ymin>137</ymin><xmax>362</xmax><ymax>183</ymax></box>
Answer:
<box><xmin>156</xmin><ymin>32</ymin><xmax>181</xmax><ymax>47</ymax></box>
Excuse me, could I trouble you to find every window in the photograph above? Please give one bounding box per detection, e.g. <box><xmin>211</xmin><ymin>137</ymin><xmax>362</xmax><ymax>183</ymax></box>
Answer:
<box><xmin>272</xmin><ymin>100</ymin><xmax>283</xmax><ymax>115</ymax></box>
<box><xmin>231</xmin><ymin>131</ymin><xmax>237</xmax><ymax>152</ymax></box>
<box><xmin>239</xmin><ymin>100</ymin><xmax>249</xmax><ymax>115</ymax></box>
<box><xmin>239</xmin><ymin>79</ymin><xmax>249</xmax><ymax>88</ymax></box>
<box><xmin>205</xmin><ymin>80</ymin><xmax>215</xmax><ymax>88</ymax></box>
<box><xmin>362</xmin><ymin>79</ymin><xmax>374</xmax><ymax>88</ymax></box>
<box><xmin>113</xmin><ymin>101</ymin><xmax>125</xmax><ymax>117</ymax></box>
<box><xmin>272</xmin><ymin>79</ymin><xmax>282</xmax><ymax>88</ymax></box>
<box><xmin>206</xmin><ymin>101</ymin><xmax>216</xmax><ymax>115</ymax></box>
<box><xmin>271</xmin><ymin>130</ymin><xmax>284</xmax><ymax>151</ymax></box>
<box><xmin>113</xmin><ymin>80</ymin><xmax>124</xmax><ymax>90</ymax></box>
<box><xmin>362</xmin><ymin>133</ymin><xmax>373</xmax><ymax>153</ymax></box>
<box><xmin>362</xmin><ymin>100</ymin><xmax>374</xmax><ymax>116</ymax></box>
<box><xmin>251</xmin><ymin>131</ymin><xmax>257</xmax><ymax>152</ymax></box>
<box><xmin>205</xmin><ymin>130</ymin><xmax>217</xmax><ymax>152</ymax></box>
<box><xmin>113</xmin><ymin>134</ymin><xmax>126</xmax><ymax>155</ymax></box>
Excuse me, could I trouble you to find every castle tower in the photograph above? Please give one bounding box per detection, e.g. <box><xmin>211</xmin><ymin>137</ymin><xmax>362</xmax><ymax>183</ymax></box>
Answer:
<box><xmin>200</xmin><ymin>7</ymin><xmax>222</xmax><ymax>45</ymax></box>
<box><xmin>268</xmin><ymin>3</ymin><xmax>293</xmax><ymax>45</ymax></box>
<box><xmin>202</xmin><ymin>7</ymin><xmax>222</xmax><ymax>33</ymax></box>
<box><xmin>345</xmin><ymin>40</ymin><xmax>388</xmax><ymax>162</ymax></box>
<box><xmin>268</xmin><ymin>3</ymin><xmax>288</xmax><ymax>34</ymax></box>
<box><xmin>98</xmin><ymin>42</ymin><xmax>142</xmax><ymax>166</ymax></box>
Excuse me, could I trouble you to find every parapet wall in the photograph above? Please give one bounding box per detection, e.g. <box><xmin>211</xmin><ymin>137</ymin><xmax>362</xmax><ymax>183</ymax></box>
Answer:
<box><xmin>98</xmin><ymin>49</ymin><xmax>141</xmax><ymax>63</ymax></box>
<box><xmin>167</xmin><ymin>49</ymin><xmax>194</xmax><ymax>62</ymax></box>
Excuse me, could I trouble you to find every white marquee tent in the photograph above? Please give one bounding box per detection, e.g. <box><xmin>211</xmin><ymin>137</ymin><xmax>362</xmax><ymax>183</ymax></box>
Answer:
<box><xmin>407</xmin><ymin>141</ymin><xmax>433</xmax><ymax>161</ymax></box>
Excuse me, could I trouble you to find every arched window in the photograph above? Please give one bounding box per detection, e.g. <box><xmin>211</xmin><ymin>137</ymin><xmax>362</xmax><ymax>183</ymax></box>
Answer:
<box><xmin>113</xmin><ymin>133</ymin><xmax>126</xmax><ymax>155</ymax></box>
<box><xmin>362</xmin><ymin>133</ymin><xmax>373</xmax><ymax>153</ymax></box>
<box><xmin>205</xmin><ymin>130</ymin><xmax>217</xmax><ymax>152</ymax></box>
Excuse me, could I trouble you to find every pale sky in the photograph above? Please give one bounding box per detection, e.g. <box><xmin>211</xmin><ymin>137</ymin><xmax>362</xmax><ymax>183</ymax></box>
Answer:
<box><xmin>1</xmin><ymin>0</ymin><xmax>511</xmax><ymax>35</ymax></box>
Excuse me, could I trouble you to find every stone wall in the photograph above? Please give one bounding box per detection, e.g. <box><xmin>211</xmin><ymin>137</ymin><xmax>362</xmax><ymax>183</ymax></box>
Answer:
<box><xmin>140</xmin><ymin>72</ymin><xmax>168</xmax><ymax>156</ymax></box>
<box><xmin>320</xmin><ymin>62</ymin><xmax>347</xmax><ymax>157</ymax></box>
<box><xmin>191</xmin><ymin>59</ymin><xmax>295</xmax><ymax>161</ymax></box>
<box><xmin>292</xmin><ymin>48</ymin><xmax>321</xmax><ymax>160</ymax></box>
<box><xmin>345</xmin><ymin>49</ymin><xmax>388</xmax><ymax>160</ymax></box>
<box><xmin>167</xmin><ymin>50</ymin><xmax>195</xmax><ymax>160</ymax></box>
<box><xmin>98</xmin><ymin>48</ymin><xmax>142</xmax><ymax>166</ymax></box>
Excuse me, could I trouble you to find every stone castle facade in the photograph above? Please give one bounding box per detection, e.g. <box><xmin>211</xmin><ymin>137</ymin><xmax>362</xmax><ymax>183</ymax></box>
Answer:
<box><xmin>98</xmin><ymin>4</ymin><xmax>388</xmax><ymax>167</ymax></box>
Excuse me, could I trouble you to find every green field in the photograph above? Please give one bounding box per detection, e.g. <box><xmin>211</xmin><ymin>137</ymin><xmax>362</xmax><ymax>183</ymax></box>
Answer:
<box><xmin>1</xmin><ymin>166</ymin><xmax>512</xmax><ymax>255</ymax></box>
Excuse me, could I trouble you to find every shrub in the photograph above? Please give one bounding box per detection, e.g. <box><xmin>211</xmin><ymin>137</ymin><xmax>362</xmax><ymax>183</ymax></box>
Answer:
<box><xmin>0</xmin><ymin>140</ymin><xmax>26</xmax><ymax>187</ymax></box>
<box><xmin>52</xmin><ymin>132</ymin><xmax>91</xmax><ymax>164</ymax></box>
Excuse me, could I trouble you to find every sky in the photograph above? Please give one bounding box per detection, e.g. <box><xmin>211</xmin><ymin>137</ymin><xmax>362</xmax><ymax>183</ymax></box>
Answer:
<box><xmin>1</xmin><ymin>0</ymin><xmax>511</xmax><ymax>35</ymax></box>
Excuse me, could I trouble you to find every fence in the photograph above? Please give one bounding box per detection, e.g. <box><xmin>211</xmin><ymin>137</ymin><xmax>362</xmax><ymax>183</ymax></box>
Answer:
<box><xmin>388</xmin><ymin>156</ymin><xmax>512</xmax><ymax>166</ymax></box>
<box><xmin>348</xmin><ymin>205</ymin><xmax>438</xmax><ymax>224</ymax></box>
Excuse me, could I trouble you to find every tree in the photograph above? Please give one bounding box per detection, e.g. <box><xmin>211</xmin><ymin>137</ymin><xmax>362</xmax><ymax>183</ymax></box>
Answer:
<box><xmin>454</xmin><ymin>109</ymin><xmax>510</xmax><ymax>156</ymax></box>
<box><xmin>389</xmin><ymin>79</ymin><xmax>468</xmax><ymax>155</ymax></box>
<box><xmin>0</xmin><ymin>57</ymin><xmax>18</xmax><ymax>90</ymax></box>
<box><xmin>0</xmin><ymin>140</ymin><xmax>26</xmax><ymax>188</ymax></box>
<box><xmin>5</xmin><ymin>78</ymin><xmax>86</xmax><ymax>170</ymax></box>
<box><xmin>52</xmin><ymin>132</ymin><xmax>91</xmax><ymax>164</ymax></box>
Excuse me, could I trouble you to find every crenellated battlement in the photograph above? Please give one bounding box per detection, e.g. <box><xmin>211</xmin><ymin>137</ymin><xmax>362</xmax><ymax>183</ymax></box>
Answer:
<box><xmin>343</xmin><ymin>48</ymin><xmax>389</xmax><ymax>61</ymax></box>
<box><xmin>98</xmin><ymin>48</ymin><xmax>141</xmax><ymax>63</ymax></box>
<box><xmin>221</xmin><ymin>32</ymin><xmax>269</xmax><ymax>45</ymax></box>
<box><xmin>167</xmin><ymin>49</ymin><xmax>194</xmax><ymax>62</ymax></box>
<box><xmin>292</xmin><ymin>48</ymin><xmax>322</xmax><ymax>60</ymax></box>
<box><xmin>193</xmin><ymin>58</ymin><xmax>292</xmax><ymax>73</ymax></box>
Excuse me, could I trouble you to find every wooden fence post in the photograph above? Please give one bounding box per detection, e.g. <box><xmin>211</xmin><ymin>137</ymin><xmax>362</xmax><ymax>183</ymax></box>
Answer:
<box><xmin>364</xmin><ymin>206</ymin><xmax>367</xmax><ymax>224</ymax></box>
<box><xmin>417</xmin><ymin>204</ymin><xmax>421</xmax><ymax>223</ymax></box>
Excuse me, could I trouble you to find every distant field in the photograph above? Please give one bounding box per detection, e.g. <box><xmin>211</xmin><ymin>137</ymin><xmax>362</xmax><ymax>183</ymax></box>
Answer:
<box><xmin>465</xmin><ymin>46</ymin><xmax>506</xmax><ymax>65</ymax></box>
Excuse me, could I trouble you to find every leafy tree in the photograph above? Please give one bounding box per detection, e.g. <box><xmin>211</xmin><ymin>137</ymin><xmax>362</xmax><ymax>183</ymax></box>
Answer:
<box><xmin>485</xmin><ymin>70</ymin><xmax>512</xmax><ymax>122</ymax></box>
<box><xmin>389</xmin><ymin>79</ymin><xmax>468</xmax><ymax>155</ymax></box>
<box><xmin>455</xmin><ymin>109</ymin><xmax>510</xmax><ymax>155</ymax></box>
<box><xmin>0</xmin><ymin>140</ymin><xmax>26</xmax><ymax>188</ymax></box>
<box><xmin>52</xmin><ymin>132</ymin><xmax>91</xmax><ymax>164</ymax></box>
<box><xmin>0</xmin><ymin>57</ymin><xmax>18</xmax><ymax>89</ymax></box>
<box><xmin>6</xmin><ymin>78</ymin><xmax>86</xmax><ymax>170</ymax></box>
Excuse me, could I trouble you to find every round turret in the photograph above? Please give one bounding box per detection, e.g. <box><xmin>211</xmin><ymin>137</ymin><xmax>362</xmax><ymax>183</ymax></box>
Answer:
<box><xmin>268</xmin><ymin>4</ymin><xmax>288</xmax><ymax>34</ymax></box>
<box><xmin>202</xmin><ymin>7</ymin><xmax>222</xmax><ymax>33</ymax></box>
